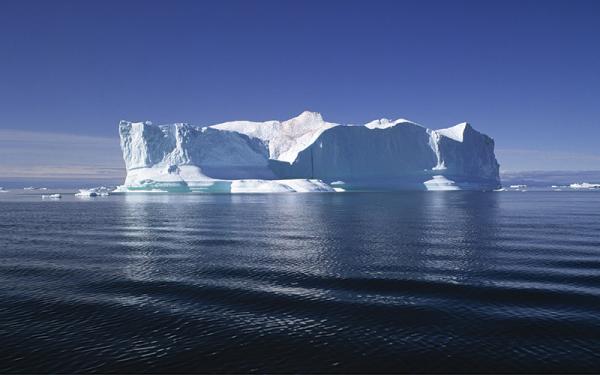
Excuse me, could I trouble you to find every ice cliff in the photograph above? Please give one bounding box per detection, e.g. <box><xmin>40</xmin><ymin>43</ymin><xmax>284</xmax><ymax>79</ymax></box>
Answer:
<box><xmin>117</xmin><ymin>111</ymin><xmax>500</xmax><ymax>192</ymax></box>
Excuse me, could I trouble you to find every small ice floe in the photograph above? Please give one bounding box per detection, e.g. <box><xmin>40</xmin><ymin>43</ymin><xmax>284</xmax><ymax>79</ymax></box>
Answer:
<box><xmin>569</xmin><ymin>182</ymin><xmax>600</xmax><ymax>190</ymax></box>
<box><xmin>75</xmin><ymin>186</ymin><xmax>112</xmax><ymax>197</ymax></box>
<box><xmin>329</xmin><ymin>181</ymin><xmax>346</xmax><ymax>192</ymax></box>
<box><xmin>42</xmin><ymin>194</ymin><xmax>62</xmax><ymax>199</ymax></box>
<box><xmin>508</xmin><ymin>184</ymin><xmax>527</xmax><ymax>192</ymax></box>
<box><xmin>0</xmin><ymin>187</ymin><xmax>7</xmax><ymax>193</ymax></box>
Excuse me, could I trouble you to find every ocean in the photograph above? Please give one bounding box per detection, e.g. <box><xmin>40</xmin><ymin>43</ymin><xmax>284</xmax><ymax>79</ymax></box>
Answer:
<box><xmin>1</xmin><ymin>191</ymin><xmax>599</xmax><ymax>372</ymax></box>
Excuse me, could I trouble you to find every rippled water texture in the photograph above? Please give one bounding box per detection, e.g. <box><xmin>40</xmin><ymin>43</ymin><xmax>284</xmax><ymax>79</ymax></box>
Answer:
<box><xmin>1</xmin><ymin>192</ymin><xmax>599</xmax><ymax>373</ymax></box>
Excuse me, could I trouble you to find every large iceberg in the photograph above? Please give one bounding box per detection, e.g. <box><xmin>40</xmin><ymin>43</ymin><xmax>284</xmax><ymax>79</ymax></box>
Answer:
<box><xmin>117</xmin><ymin>111</ymin><xmax>500</xmax><ymax>193</ymax></box>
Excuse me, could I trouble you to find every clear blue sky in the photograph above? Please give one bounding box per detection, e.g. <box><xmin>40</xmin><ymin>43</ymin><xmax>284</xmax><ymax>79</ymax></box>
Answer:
<box><xmin>1</xmin><ymin>0</ymin><xmax>599</xmax><ymax>176</ymax></box>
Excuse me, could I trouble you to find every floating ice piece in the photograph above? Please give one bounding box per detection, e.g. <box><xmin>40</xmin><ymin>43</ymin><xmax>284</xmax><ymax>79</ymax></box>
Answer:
<box><xmin>569</xmin><ymin>182</ymin><xmax>600</xmax><ymax>189</ymax></box>
<box><xmin>42</xmin><ymin>194</ymin><xmax>61</xmax><ymax>199</ymax></box>
<box><xmin>75</xmin><ymin>186</ymin><xmax>112</xmax><ymax>197</ymax></box>
<box><xmin>75</xmin><ymin>190</ymin><xmax>98</xmax><ymax>197</ymax></box>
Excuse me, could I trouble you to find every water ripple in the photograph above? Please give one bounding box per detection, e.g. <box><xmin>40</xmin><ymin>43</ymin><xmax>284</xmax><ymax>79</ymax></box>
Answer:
<box><xmin>1</xmin><ymin>192</ymin><xmax>600</xmax><ymax>372</ymax></box>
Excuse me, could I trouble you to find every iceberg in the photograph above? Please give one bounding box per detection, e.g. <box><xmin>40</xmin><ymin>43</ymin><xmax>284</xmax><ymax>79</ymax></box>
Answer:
<box><xmin>508</xmin><ymin>184</ymin><xmax>528</xmax><ymax>191</ymax></box>
<box><xmin>117</xmin><ymin>111</ymin><xmax>501</xmax><ymax>193</ymax></box>
<box><xmin>42</xmin><ymin>194</ymin><xmax>61</xmax><ymax>199</ymax></box>
<box><xmin>569</xmin><ymin>183</ymin><xmax>600</xmax><ymax>189</ymax></box>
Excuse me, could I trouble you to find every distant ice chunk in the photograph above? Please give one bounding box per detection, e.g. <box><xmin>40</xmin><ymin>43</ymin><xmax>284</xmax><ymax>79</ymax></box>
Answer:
<box><xmin>42</xmin><ymin>194</ymin><xmax>61</xmax><ymax>199</ymax></box>
<box><xmin>75</xmin><ymin>186</ymin><xmax>113</xmax><ymax>197</ymax></box>
<box><xmin>570</xmin><ymin>182</ymin><xmax>600</xmax><ymax>189</ymax></box>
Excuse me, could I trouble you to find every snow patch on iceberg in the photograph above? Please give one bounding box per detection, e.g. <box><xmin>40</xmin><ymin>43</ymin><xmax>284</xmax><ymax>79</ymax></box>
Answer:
<box><xmin>212</xmin><ymin>111</ymin><xmax>337</xmax><ymax>163</ymax></box>
<box><xmin>364</xmin><ymin>118</ymin><xmax>420</xmax><ymax>129</ymax></box>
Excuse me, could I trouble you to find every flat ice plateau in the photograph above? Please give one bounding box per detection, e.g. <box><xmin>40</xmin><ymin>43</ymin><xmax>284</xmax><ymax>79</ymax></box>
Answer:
<box><xmin>117</xmin><ymin>111</ymin><xmax>501</xmax><ymax>193</ymax></box>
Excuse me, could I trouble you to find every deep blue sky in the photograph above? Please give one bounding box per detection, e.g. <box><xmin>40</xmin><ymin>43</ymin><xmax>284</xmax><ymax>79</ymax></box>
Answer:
<box><xmin>1</xmin><ymin>0</ymin><xmax>599</xmax><ymax>175</ymax></box>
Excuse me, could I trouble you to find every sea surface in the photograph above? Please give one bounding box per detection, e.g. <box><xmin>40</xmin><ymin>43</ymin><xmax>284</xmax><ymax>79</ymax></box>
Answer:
<box><xmin>1</xmin><ymin>191</ymin><xmax>599</xmax><ymax>373</ymax></box>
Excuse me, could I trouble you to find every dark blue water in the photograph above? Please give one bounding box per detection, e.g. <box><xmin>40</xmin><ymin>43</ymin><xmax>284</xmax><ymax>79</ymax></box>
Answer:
<box><xmin>1</xmin><ymin>191</ymin><xmax>599</xmax><ymax>373</ymax></box>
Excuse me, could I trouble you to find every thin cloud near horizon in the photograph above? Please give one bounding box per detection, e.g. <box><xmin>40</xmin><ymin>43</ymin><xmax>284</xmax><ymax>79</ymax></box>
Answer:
<box><xmin>0</xmin><ymin>129</ymin><xmax>124</xmax><ymax>179</ymax></box>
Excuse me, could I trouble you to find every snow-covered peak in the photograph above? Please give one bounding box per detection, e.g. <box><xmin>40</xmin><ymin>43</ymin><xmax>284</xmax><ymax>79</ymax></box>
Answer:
<box><xmin>212</xmin><ymin>111</ymin><xmax>337</xmax><ymax>163</ymax></box>
<box><xmin>285</xmin><ymin>110</ymin><xmax>324</xmax><ymax>125</ymax></box>
<box><xmin>364</xmin><ymin>118</ymin><xmax>417</xmax><ymax>129</ymax></box>
<box><xmin>434</xmin><ymin>122</ymin><xmax>471</xmax><ymax>142</ymax></box>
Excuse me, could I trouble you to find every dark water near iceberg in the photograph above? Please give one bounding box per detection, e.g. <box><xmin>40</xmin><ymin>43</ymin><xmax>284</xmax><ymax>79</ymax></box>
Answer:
<box><xmin>1</xmin><ymin>191</ymin><xmax>600</xmax><ymax>373</ymax></box>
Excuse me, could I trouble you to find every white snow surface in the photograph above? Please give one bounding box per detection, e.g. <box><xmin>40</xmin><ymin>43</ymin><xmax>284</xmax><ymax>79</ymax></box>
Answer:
<box><xmin>364</xmin><ymin>118</ymin><xmax>417</xmax><ymax>129</ymax></box>
<box><xmin>434</xmin><ymin>122</ymin><xmax>469</xmax><ymax>142</ymax></box>
<box><xmin>212</xmin><ymin>111</ymin><xmax>337</xmax><ymax>163</ymax></box>
<box><xmin>118</xmin><ymin>111</ymin><xmax>501</xmax><ymax>192</ymax></box>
